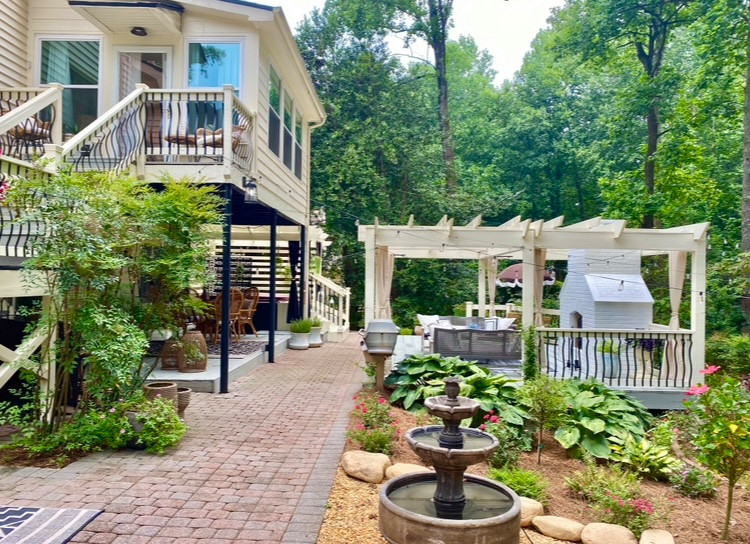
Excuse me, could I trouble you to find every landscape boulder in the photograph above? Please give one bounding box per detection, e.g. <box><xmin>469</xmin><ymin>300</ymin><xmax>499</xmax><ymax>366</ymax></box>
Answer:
<box><xmin>385</xmin><ymin>463</ymin><xmax>432</xmax><ymax>480</ymax></box>
<box><xmin>519</xmin><ymin>497</ymin><xmax>544</xmax><ymax>527</ymax></box>
<box><xmin>532</xmin><ymin>515</ymin><xmax>584</xmax><ymax>541</ymax></box>
<box><xmin>581</xmin><ymin>522</ymin><xmax>637</xmax><ymax>544</ymax></box>
<box><xmin>639</xmin><ymin>529</ymin><xmax>675</xmax><ymax>544</ymax></box>
<box><xmin>341</xmin><ymin>451</ymin><xmax>391</xmax><ymax>483</ymax></box>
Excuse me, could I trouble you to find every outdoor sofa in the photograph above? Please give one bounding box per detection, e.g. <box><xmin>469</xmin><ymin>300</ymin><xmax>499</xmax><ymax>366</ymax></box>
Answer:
<box><xmin>416</xmin><ymin>314</ymin><xmax>521</xmax><ymax>361</ymax></box>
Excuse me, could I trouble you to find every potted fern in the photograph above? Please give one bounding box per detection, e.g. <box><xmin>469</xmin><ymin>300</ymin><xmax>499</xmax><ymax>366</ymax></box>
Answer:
<box><xmin>288</xmin><ymin>318</ymin><xmax>312</xmax><ymax>350</ymax></box>
<box><xmin>309</xmin><ymin>317</ymin><xmax>324</xmax><ymax>348</ymax></box>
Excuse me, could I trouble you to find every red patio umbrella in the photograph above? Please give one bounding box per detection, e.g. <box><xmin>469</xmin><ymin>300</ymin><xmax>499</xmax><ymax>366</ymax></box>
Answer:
<box><xmin>496</xmin><ymin>263</ymin><xmax>556</xmax><ymax>288</ymax></box>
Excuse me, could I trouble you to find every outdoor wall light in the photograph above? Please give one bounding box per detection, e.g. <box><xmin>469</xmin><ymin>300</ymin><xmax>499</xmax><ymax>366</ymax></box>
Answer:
<box><xmin>242</xmin><ymin>176</ymin><xmax>258</xmax><ymax>204</ymax></box>
<box><xmin>130</xmin><ymin>26</ymin><xmax>148</xmax><ymax>37</ymax></box>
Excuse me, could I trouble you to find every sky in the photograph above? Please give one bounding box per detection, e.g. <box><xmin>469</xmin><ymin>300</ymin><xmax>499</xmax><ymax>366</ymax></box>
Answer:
<box><xmin>274</xmin><ymin>0</ymin><xmax>566</xmax><ymax>85</ymax></box>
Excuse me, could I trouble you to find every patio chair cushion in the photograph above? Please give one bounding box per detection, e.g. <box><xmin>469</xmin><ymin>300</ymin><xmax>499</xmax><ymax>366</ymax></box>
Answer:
<box><xmin>417</xmin><ymin>314</ymin><xmax>440</xmax><ymax>331</ymax></box>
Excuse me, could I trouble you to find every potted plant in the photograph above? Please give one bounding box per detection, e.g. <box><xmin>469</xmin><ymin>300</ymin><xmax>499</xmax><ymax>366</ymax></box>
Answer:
<box><xmin>309</xmin><ymin>317</ymin><xmax>324</xmax><ymax>348</ymax></box>
<box><xmin>124</xmin><ymin>395</ymin><xmax>188</xmax><ymax>454</ymax></box>
<box><xmin>178</xmin><ymin>331</ymin><xmax>208</xmax><ymax>373</ymax></box>
<box><xmin>289</xmin><ymin>318</ymin><xmax>312</xmax><ymax>350</ymax></box>
<box><xmin>595</xmin><ymin>339</ymin><xmax>621</xmax><ymax>378</ymax></box>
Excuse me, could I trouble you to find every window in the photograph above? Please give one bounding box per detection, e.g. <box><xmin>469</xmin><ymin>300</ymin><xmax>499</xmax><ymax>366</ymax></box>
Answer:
<box><xmin>187</xmin><ymin>42</ymin><xmax>240</xmax><ymax>90</ymax></box>
<box><xmin>269</xmin><ymin>66</ymin><xmax>281</xmax><ymax>156</ymax></box>
<box><xmin>294</xmin><ymin>111</ymin><xmax>303</xmax><ymax>179</ymax></box>
<box><xmin>40</xmin><ymin>40</ymin><xmax>100</xmax><ymax>134</ymax></box>
<box><xmin>268</xmin><ymin>65</ymin><xmax>304</xmax><ymax>179</ymax></box>
<box><xmin>282</xmin><ymin>91</ymin><xmax>293</xmax><ymax>169</ymax></box>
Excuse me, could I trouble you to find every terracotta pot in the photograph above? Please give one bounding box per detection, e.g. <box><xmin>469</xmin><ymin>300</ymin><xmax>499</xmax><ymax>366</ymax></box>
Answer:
<box><xmin>178</xmin><ymin>331</ymin><xmax>208</xmax><ymax>373</ymax></box>
<box><xmin>143</xmin><ymin>381</ymin><xmax>177</xmax><ymax>409</ymax></box>
<box><xmin>177</xmin><ymin>387</ymin><xmax>191</xmax><ymax>418</ymax></box>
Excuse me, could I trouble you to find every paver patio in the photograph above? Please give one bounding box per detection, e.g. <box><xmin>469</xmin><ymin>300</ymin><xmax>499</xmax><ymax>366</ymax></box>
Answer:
<box><xmin>0</xmin><ymin>333</ymin><xmax>364</xmax><ymax>544</ymax></box>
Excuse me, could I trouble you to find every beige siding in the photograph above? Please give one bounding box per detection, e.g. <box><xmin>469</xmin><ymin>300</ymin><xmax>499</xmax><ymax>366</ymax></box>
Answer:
<box><xmin>0</xmin><ymin>0</ymin><xmax>29</xmax><ymax>86</ymax></box>
<box><xmin>29</xmin><ymin>0</ymin><xmax>97</xmax><ymax>35</ymax></box>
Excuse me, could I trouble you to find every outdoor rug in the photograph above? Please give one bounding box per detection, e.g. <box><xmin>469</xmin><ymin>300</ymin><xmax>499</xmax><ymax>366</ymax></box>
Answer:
<box><xmin>0</xmin><ymin>505</ymin><xmax>101</xmax><ymax>543</ymax></box>
<box><xmin>206</xmin><ymin>340</ymin><xmax>266</xmax><ymax>358</ymax></box>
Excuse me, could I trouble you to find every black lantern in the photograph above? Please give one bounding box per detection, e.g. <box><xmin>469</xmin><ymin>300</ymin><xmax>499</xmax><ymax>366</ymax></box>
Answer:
<box><xmin>242</xmin><ymin>176</ymin><xmax>258</xmax><ymax>204</ymax></box>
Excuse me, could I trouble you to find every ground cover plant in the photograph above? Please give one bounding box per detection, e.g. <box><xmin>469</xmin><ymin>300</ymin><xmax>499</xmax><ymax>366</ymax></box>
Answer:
<box><xmin>346</xmin><ymin>393</ymin><xmax>398</xmax><ymax>455</ymax></box>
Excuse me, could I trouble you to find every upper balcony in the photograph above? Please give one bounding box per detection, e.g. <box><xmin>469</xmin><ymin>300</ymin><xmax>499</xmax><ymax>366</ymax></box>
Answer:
<box><xmin>1</xmin><ymin>84</ymin><xmax>256</xmax><ymax>183</ymax></box>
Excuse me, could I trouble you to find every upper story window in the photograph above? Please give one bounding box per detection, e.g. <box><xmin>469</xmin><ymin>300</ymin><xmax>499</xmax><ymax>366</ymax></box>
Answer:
<box><xmin>187</xmin><ymin>42</ymin><xmax>241</xmax><ymax>90</ymax></box>
<box><xmin>269</xmin><ymin>66</ymin><xmax>281</xmax><ymax>156</ymax></box>
<box><xmin>40</xmin><ymin>39</ymin><xmax>100</xmax><ymax>134</ymax></box>
<box><xmin>268</xmin><ymin>65</ymin><xmax>303</xmax><ymax>180</ymax></box>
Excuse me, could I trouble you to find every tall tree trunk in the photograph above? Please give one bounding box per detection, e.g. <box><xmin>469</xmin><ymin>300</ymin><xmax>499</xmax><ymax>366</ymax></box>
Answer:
<box><xmin>428</xmin><ymin>0</ymin><xmax>457</xmax><ymax>191</ymax></box>
<box><xmin>743</xmin><ymin>26</ymin><xmax>750</xmax><ymax>323</ymax></box>
<box><xmin>643</xmin><ymin>104</ymin><xmax>660</xmax><ymax>229</ymax></box>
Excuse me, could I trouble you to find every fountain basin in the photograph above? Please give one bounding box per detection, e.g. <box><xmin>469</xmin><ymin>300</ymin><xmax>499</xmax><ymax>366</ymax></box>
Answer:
<box><xmin>425</xmin><ymin>394</ymin><xmax>480</xmax><ymax>425</ymax></box>
<box><xmin>407</xmin><ymin>426</ymin><xmax>498</xmax><ymax>468</ymax></box>
<box><xmin>379</xmin><ymin>472</ymin><xmax>521</xmax><ymax>544</ymax></box>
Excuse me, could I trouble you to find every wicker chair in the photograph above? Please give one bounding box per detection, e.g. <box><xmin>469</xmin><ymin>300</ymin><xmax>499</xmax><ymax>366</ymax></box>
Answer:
<box><xmin>205</xmin><ymin>288</ymin><xmax>244</xmax><ymax>344</ymax></box>
<box><xmin>238</xmin><ymin>286</ymin><xmax>260</xmax><ymax>337</ymax></box>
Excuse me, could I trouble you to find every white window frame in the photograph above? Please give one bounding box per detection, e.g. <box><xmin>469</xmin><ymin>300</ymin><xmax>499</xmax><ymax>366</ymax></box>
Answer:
<box><xmin>268</xmin><ymin>62</ymin><xmax>305</xmax><ymax>181</ymax></box>
<box><xmin>35</xmin><ymin>35</ymin><xmax>103</xmax><ymax>124</ymax></box>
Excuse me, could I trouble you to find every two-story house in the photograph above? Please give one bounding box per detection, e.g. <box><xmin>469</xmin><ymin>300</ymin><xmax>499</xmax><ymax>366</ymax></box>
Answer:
<box><xmin>0</xmin><ymin>0</ymin><xmax>350</xmax><ymax>389</ymax></box>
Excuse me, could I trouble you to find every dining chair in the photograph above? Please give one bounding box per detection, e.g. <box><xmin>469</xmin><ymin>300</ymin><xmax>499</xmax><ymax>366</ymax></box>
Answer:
<box><xmin>238</xmin><ymin>286</ymin><xmax>260</xmax><ymax>337</ymax></box>
<box><xmin>206</xmin><ymin>288</ymin><xmax>244</xmax><ymax>344</ymax></box>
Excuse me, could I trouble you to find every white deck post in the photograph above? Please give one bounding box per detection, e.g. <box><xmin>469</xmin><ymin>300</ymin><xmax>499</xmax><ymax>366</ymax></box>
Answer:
<box><xmin>478</xmin><ymin>257</ymin><xmax>487</xmax><ymax>317</ymax></box>
<box><xmin>521</xmin><ymin>234</ymin><xmax>535</xmax><ymax>329</ymax></box>
<box><xmin>690</xmin><ymin>239</ymin><xmax>707</xmax><ymax>383</ymax></box>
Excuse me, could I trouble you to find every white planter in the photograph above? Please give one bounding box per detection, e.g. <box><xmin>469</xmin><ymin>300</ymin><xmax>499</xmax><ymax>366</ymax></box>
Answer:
<box><xmin>309</xmin><ymin>326</ymin><xmax>323</xmax><ymax>347</ymax></box>
<box><xmin>288</xmin><ymin>332</ymin><xmax>310</xmax><ymax>350</ymax></box>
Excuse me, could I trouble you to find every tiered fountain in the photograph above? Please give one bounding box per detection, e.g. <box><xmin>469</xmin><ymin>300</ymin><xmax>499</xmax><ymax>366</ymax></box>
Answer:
<box><xmin>379</xmin><ymin>377</ymin><xmax>521</xmax><ymax>544</ymax></box>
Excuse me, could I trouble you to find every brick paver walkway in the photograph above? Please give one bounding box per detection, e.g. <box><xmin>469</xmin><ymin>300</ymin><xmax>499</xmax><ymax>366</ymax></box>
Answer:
<box><xmin>0</xmin><ymin>333</ymin><xmax>364</xmax><ymax>543</ymax></box>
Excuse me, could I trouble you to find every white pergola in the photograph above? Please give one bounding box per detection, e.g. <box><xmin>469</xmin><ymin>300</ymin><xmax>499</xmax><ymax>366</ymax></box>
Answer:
<box><xmin>358</xmin><ymin>215</ymin><xmax>709</xmax><ymax>371</ymax></box>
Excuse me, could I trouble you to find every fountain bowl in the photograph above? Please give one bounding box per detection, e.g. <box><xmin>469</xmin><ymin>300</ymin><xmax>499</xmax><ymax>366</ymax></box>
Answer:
<box><xmin>379</xmin><ymin>472</ymin><xmax>521</xmax><ymax>544</ymax></box>
<box><xmin>406</xmin><ymin>425</ymin><xmax>498</xmax><ymax>468</ymax></box>
<box><xmin>425</xmin><ymin>395</ymin><xmax>480</xmax><ymax>424</ymax></box>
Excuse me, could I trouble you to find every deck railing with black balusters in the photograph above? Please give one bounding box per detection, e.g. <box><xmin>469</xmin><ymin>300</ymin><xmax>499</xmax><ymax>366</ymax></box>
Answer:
<box><xmin>0</xmin><ymin>86</ymin><xmax>63</xmax><ymax>162</ymax></box>
<box><xmin>0</xmin><ymin>157</ymin><xmax>49</xmax><ymax>258</ymax></box>
<box><xmin>536</xmin><ymin>328</ymin><xmax>694</xmax><ymax>389</ymax></box>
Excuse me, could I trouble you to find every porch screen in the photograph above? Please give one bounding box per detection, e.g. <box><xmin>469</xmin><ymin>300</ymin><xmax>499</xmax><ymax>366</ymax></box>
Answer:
<box><xmin>40</xmin><ymin>40</ymin><xmax>100</xmax><ymax>135</ymax></box>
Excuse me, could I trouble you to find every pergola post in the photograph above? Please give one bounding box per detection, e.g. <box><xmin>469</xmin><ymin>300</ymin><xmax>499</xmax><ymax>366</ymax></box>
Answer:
<box><xmin>364</xmin><ymin>227</ymin><xmax>376</xmax><ymax>325</ymax></box>
<box><xmin>691</xmin><ymin>239</ymin><xmax>707</xmax><ymax>383</ymax></box>
<box><xmin>477</xmin><ymin>258</ymin><xmax>487</xmax><ymax>317</ymax></box>
<box><xmin>521</xmin><ymin>235</ymin><xmax>535</xmax><ymax>329</ymax></box>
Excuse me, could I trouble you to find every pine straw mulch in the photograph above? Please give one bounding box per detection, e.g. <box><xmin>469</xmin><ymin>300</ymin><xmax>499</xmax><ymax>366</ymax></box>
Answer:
<box><xmin>317</xmin><ymin>387</ymin><xmax>750</xmax><ymax>544</ymax></box>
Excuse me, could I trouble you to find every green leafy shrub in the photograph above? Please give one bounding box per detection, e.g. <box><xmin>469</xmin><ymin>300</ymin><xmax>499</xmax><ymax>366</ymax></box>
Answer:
<box><xmin>385</xmin><ymin>354</ymin><xmax>526</xmax><ymax>425</ymax></box>
<box><xmin>489</xmin><ymin>467</ymin><xmax>548</xmax><ymax>505</ymax></box>
<box><xmin>670</xmin><ymin>466</ymin><xmax>719</xmax><ymax>498</ymax></box>
<box><xmin>480</xmin><ymin>411</ymin><xmax>532</xmax><ymax>469</ymax></box>
<box><xmin>129</xmin><ymin>396</ymin><xmax>187</xmax><ymax>454</ymax></box>
<box><xmin>565</xmin><ymin>454</ymin><xmax>641</xmax><ymax>502</ymax></box>
<box><xmin>554</xmin><ymin>379</ymin><xmax>651</xmax><ymax>459</ymax></box>
<box><xmin>609</xmin><ymin>436</ymin><xmax>683</xmax><ymax>481</ymax></box>
<box><xmin>518</xmin><ymin>375</ymin><xmax>568</xmax><ymax>464</ymax></box>
<box><xmin>592</xmin><ymin>492</ymin><xmax>662</xmax><ymax>537</ymax></box>
<box><xmin>683</xmin><ymin>369</ymin><xmax>750</xmax><ymax>540</ymax></box>
<box><xmin>290</xmin><ymin>318</ymin><xmax>313</xmax><ymax>333</ymax></box>
<box><xmin>346</xmin><ymin>393</ymin><xmax>398</xmax><ymax>455</ymax></box>
<box><xmin>706</xmin><ymin>333</ymin><xmax>750</xmax><ymax>378</ymax></box>
<box><xmin>522</xmin><ymin>326</ymin><xmax>538</xmax><ymax>380</ymax></box>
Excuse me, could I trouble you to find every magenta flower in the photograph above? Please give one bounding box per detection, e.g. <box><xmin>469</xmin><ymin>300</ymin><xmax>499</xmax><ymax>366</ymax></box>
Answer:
<box><xmin>700</xmin><ymin>365</ymin><xmax>721</xmax><ymax>375</ymax></box>
<box><xmin>489</xmin><ymin>415</ymin><xmax>499</xmax><ymax>424</ymax></box>
<box><xmin>479</xmin><ymin>424</ymin><xmax>486</xmax><ymax>431</ymax></box>
<box><xmin>686</xmin><ymin>384</ymin><xmax>710</xmax><ymax>396</ymax></box>
<box><xmin>377</xmin><ymin>397</ymin><xmax>386</xmax><ymax>404</ymax></box>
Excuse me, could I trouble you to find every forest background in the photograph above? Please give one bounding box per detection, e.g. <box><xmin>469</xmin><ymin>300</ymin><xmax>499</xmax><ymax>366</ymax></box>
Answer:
<box><xmin>293</xmin><ymin>0</ymin><xmax>750</xmax><ymax>335</ymax></box>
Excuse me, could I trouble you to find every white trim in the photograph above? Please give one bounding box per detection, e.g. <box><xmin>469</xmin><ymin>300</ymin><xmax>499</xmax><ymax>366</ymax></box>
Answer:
<box><xmin>113</xmin><ymin>45</ymin><xmax>173</xmax><ymax>102</ymax></box>
<box><xmin>267</xmin><ymin>60</ymin><xmax>305</xmax><ymax>182</ymax></box>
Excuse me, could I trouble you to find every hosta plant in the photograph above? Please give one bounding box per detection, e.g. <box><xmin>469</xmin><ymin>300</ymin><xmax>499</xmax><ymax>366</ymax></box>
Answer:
<box><xmin>609</xmin><ymin>436</ymin><xmax>683</xmax><ymax>481</ymax></box>
<box><xmin>385</xmin><ymin>354</ymin><xmax>526</xmax><ymax>426</ymax></box>
<box><xmin>554</xmin><ymin>379</ymin><xmax>651</xmax><ymax>459</ymax></box>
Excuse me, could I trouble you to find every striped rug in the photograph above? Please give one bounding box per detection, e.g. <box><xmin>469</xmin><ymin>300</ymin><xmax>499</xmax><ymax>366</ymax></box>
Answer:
<box><xmin>0</xmin><ymin>506</ymin><xmax>100</xmax><ymax>543</ymax></box>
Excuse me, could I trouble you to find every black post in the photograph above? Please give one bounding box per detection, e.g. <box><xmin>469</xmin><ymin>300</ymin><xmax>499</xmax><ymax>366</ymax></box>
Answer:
<box><xmin>268</xmin><ymin>210</ymin><xmax>277</xmax><ymax>363</ymax></box>
<box><xmin>300</xmin><ymin>225</ymin><xmax>307</xmax><ymax>318</ymax></box>
<box><xmin>220</xmin><ymin>183</ymin><xmax>232</xmax><ymax>393</ymax></box>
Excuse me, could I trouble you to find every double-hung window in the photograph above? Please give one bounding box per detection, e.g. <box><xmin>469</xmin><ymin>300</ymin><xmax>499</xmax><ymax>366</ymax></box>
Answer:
<box><xmin>268</xmin><ymin>65</ymin><xmax>303</xmax><ymax>179</ymax></box>
<box><xmin>269</xmin><ymin>67</ymin><xmax>281</xmax><ymax>157</ymax></box>
<box><xmin>39</xmin><ymin>39</ymin><xmax>100</xmax><ymax>134</ymax></box>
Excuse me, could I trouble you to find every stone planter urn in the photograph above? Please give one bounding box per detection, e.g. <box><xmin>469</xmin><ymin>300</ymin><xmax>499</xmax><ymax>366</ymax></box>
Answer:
<box><xmin>309</xmin><ymin>326</ymin><xmax>323</xmax><ymax>348</ymax></box>
<box><xmin>176</xmin><ymin>387</ymin><xmax>191</xmax><ymax>418</ymax></box>
<box><xmin>143</xmin><ymin>381</ymin><xmax>178</xmax><ymax>409</ymax></box>
<box><xmin>288</xmin><ymin>332</ymin><xmax>310</xmax><ymax>350</ymax></box>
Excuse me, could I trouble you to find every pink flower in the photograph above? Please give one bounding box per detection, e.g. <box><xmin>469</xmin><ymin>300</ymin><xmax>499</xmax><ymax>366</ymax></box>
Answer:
<box><xmin>109</xmin><ymin>408</ymin><xmax>116</xmax><ymax>413</ymax></box>
<box><xmin>120</xmin><ymin>429</ymin><xmax>127</xmax><ymax>434</ymax></box>
<box><xmin>352</xmin><ymin>395</ymin><xmax>358</xmax><ymax>400</ymax></box>
<box><xmin>356</xmin><ymin>424</ymin><xmax>365</xmax><ymax>431</ymax></box>
<box><xmin>378</xmin><ymin>398</ymin><xmax>386</xmax><ymax>404</ymax></box>
<box><xmin>686</xmin><ymin>384</ymin><xmax>710</xmax><ymax>396</ymax></box>
<box><xmin>489</xmin><ymin>415</ymin><xmax>499</xmax><ymax>424</ymax></box>
<box><xmin>700</xmin><ymin>365</ymin><xmax>721</xmax><ymax>375</ymax></box>
<box><xmin>479</xmin><ymin>424</ymin><xmax>486</xmax><ymax>431</ymax></box>
<box><xmin>483</xmin><ymin>414</ymin><xmax>490</xmax><ymax>421</ymax></box>
<box><xmin>489</xmin><ymin>410</ymin><xmax>495</xmax><ymax>415</ymax></box>
<box><xmin>361</xmin><ymin>407</ymin><xmax>368</xmax><ymax>413</ymax></box>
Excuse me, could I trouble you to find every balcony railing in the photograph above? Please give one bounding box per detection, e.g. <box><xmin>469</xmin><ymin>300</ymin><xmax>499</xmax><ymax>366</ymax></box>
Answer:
<box><xmin>536</xmin><ymin>328</ymin><xmax>694</xmax><ymax>389</ymax></box>
<box><xmin>0</xmin><ymin>86</ymin><xmax>63</xmax><ymax>161</ymax></box>
<box><xmin>309</xmin><ymin>273</ymin><xmax>351</xmax><ymax>332</ymax></box>
<box><xmin>0</xmin><ymin>157</ymin><xmax>48</xmax><ymax>258</ymax></box>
